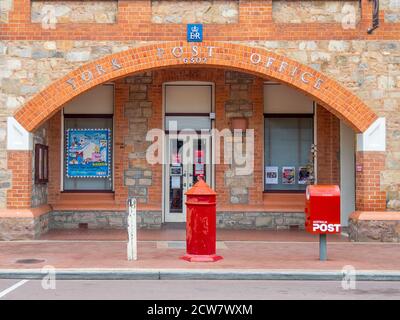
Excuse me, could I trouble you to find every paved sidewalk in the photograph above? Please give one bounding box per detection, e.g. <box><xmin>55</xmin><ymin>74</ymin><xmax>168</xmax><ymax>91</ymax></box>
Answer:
<box><xmin>0</xmin><ymin>230</ymin><xmax>399</xmax><ymax>280</ymax></box>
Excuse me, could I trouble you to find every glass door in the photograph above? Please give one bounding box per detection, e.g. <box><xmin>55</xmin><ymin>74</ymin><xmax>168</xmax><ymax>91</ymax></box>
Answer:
<box><xmin>165</xmin><ymin>134</ymin><xmax>211</xmax><ymax>222</ymax></box>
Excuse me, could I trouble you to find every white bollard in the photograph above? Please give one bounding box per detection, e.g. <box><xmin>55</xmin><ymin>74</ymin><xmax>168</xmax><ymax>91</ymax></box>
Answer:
<box><xmin>127</xmin><ymin>198</ymin><xmax>137</xmax><ymax>261</ymax></box>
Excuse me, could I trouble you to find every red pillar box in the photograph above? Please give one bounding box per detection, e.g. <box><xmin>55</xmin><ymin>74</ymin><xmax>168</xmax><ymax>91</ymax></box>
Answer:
<box><xmin>180</xmin><ymin>177</ymin><xmax>223</xmax><ymax>262</ymax></box>
<box><xmin>305</xmin><ymin>185</ymin><xmax>341</xmax><ymax>234</ymax></box>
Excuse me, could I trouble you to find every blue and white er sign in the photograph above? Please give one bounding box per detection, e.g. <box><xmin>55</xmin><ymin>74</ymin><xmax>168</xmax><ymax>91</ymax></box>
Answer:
<box><xmin>187</xmin><ymin>24</ymin><xmax>203</xmax><ymax>42</ymax></box>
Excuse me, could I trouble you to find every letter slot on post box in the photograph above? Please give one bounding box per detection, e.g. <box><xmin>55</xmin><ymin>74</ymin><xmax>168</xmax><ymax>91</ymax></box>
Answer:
<box><xmin>305</xmin><ymin>185</ymin><xmax>341</xmax><ymax>261</ymax></box>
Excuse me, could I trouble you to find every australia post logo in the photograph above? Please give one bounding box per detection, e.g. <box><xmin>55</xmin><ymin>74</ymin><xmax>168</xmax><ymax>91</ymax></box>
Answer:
<box><xmin>312</xmin><ymin>221</ymin><xmax>341</xmax><ymax>233</ymax></box>
<box><xmin>187</xmin><ymin>24</ymin><xmax>203</xmax><ymax>42</ymax></box>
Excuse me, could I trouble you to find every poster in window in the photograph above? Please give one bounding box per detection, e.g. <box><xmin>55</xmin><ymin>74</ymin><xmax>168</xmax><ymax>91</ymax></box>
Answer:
<box><xmin>265</xmin><ymin>166</ymin><xmax>278</xmax><ymax>184</ymax></box>
<box><xmin>171</xmin><ymin>176</ymin><xmax>181</xmax><ymax>189</ymax></box>
<box><xmin>298</xmin><ymin>166</ymin><xmax>309</xmax><ymax>185</ymax></box>
<box><xmin>282</xmin><ymin>166</ymin><xmax>295</xmax><ymax>185</ymax></box>
<box><xmin>66</xmin><ymin>128</ymin><xmax>111</xmax><ymax>178</ymax></box>
<box><xmin>194</xmin><ymin>163</ymin><xmax>205</xmax><ymax>176</ymax></box>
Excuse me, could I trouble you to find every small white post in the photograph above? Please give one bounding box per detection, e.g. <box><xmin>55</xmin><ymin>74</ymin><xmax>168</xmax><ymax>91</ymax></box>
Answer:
<box><xmin>127</xmin><ymin>198</ymin><xmax>137</xmax><ymax>261</ymax></box>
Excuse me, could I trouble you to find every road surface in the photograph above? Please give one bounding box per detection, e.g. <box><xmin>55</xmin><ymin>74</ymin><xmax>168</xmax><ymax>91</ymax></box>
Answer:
<box><xmin>0</xmin><ymin>279</ymin><xmax>400</xmax><ymax>300</ymax></box>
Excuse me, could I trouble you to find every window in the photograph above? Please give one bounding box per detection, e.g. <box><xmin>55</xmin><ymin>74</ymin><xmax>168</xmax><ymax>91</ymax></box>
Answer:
<box><xmin>63</xmin><ymin>116</ymin><xmax>113</xmax><ymax>191</ymax></box>
<box><xmin>35</xmin><ymin>144</ymin><xmax>49</xmax><ymax>184</ymax></box>
<box><xmin>264</xmin><ymin>115</ymin><xmax>313</xmax><ymax>192</ymax></box>
<box><xmin>62</xmin><ymin>84</ymin><xmax>114</xmax><ymax>192</ymax></box>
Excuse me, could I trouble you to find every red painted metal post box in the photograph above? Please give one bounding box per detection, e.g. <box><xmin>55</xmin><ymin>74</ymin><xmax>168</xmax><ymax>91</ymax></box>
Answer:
<box><xmin>180</xmin><ymin>176</ymin><xmax>223</xmax><ymax>262</ymax></box>
<box><xmin>305</xmin><ymin>185</ymin><xmax>341</xmax><ymax>234</ymax></box>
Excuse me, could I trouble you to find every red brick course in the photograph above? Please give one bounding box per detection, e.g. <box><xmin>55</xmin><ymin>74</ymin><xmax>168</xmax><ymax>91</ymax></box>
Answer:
<box><xmin>316</xmin><ymin>105</ymin><xmax>340</xmax><ymax>185</ymax></box>
<box><xmin>1</xmin><ymin>0</ymin><xmax>399</xmax><ymax>41</ymax></box>
<box><xmin>7</xmin><ymin>151</ymin><xmax>32</xmax><ymax>209</ymax></box>
<box><xmin>356</xmin><ymin>151</ymin><xmax>386</xmax><ymax>211</ymax></box>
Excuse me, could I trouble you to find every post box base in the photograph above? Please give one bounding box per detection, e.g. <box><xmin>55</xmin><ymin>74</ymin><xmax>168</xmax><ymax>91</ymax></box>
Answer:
<box><xmin>180</xmin><ymin>254</ymin><xmax>223</xmax><ymax>262</ymax></box>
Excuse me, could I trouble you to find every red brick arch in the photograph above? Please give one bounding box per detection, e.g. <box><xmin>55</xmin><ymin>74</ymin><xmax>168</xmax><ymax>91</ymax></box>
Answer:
<box><xmin>15</xmin><ymin>41</ymin><xmax>377</xmax><ymax>132</ymax></box>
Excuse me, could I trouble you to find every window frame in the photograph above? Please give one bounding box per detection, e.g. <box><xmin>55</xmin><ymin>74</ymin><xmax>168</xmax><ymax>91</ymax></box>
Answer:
<box><xmin>263</xmin><ymin>113</ymin><xmax>314</xmax><ymax>193</ymax></box>
<box><xmin>35</xmin><ymin>143</ymin><xmax>49</xmax><ymax>185</ymax></box>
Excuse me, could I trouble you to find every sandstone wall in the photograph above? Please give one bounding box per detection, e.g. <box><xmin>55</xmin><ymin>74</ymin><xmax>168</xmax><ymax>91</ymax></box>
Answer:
<box><xmin>381</xmin><ymin>0</ymin><xmax>400</xmax><ymax>23</ymax></box>
<box><xmin>272</xmin><ymin>0</ymin><xmax>361</xmax><ymax>24</ymax></box>
<box><xmin>31</xmin><ymin>0</ymin><xmax>118</xmax><ymax>24</ymax></box>
<box><xmin>151</xmin><ymin>0</ymin><xmax>239</xmax><ymax>24</ymax></box>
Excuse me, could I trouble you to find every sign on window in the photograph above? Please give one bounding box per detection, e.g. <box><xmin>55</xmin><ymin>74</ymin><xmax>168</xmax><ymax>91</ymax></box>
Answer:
<box><xmin>66</xmin><ymin>128</ymin><xmax>111</xmax><ymax>178</ymax></box>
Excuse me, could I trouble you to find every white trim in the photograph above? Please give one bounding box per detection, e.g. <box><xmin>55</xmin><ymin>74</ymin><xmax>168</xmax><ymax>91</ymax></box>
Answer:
<box><xmin>6</xmin><ymin>117</ymin><xmax>33</xmax><ymax>151</ymax></box>
<box><xmin>356</xmin><ymin>117</ymin><xmax>386</xmax><ymax>152</ymax></box>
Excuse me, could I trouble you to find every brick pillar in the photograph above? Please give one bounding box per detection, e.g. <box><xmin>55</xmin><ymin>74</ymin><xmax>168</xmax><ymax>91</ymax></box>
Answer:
<box><xmin>7</xmin><ymin>151</ymin><xmax>32</xmax><ymax>209</ymax></box>
<box><xmin>316</xmin><ymin>106</ymin><xmax>340</xmax><ymax>185</ymax></box>
<box><xmin>355</xmin><ymin>151</ymin><xmax>386</xmax><ymax>211</ymax></box>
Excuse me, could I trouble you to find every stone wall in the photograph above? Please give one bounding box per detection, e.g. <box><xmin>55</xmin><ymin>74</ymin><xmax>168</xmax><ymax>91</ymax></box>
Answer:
<box><xmin>123</xmin><ymin>72</ymin><xmax>154</xmax><ymax>204</ymax></box>
<box><xmin>49</xmin><ymin>210</ymin><xmax>162</xmax><ymax>229</ymax></box>
<box><xmin>224</xmin><ymin>71</ymin><xmax>255</xmax><ymax>204</ymax></box>
<box><xmin>151</xmin><ymin>0</ymin><xmax>239</xmax><ymax>24</ymax></box>
<box><xmin>0</xmin><ymin>213</ymin><xmax>49</xmax><ymax>240</ymax></box>
<box><xmin>31</xmin><ymin>0</ymin><xmax>118</xmax><ymax>24</ymax></box>
<box><xmin>349</xmin><ymin>218</ymin><xmax>400</xmax><ymax>242</ymax></box>
<box><xmin>0</xmin><ymin>0</ymin><xmax>13</xmax><ymax>23</ymax></box>
<box><xmin>217</xmin><ymin>212</ymin><xmax>305</xmax><ymax>230</ymax></box>
<box><xmin>382</xmin><ymin>0</ymin><xmax>400</xmax><ymax>23</ymax></box>
<box><xmin>0</xmin><ymin>210</ymin><xmax>304</xmax><ymax>239</ymax></box>
<box><xmin>272</xmin><ymin>0</ymin><xmax>361</xmax><ymax>24</ymax></box>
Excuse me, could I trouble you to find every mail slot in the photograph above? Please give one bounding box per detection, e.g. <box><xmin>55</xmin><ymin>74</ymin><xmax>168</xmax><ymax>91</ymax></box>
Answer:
<box><xmin>305</xmin><ymin>185</ymin><xmax>341</xmax><ymax>234</ymax></box>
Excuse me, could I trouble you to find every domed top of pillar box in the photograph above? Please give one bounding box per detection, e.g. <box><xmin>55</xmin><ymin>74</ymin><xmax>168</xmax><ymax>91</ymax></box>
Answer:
<box><xmin>185</xmin><ymin>176</ymin><xmax>216</xmax><ymax>196</ymax></box>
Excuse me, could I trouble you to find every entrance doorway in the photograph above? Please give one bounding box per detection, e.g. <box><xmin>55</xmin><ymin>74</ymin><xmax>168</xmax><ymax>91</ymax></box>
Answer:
<box><xmin>163</xmin><ymin>82</ymin><xmax>214</xmax><ymax>222</ymax></box>
<box><xmin>165</xmin><ymin>134</ymin><xmax>212</xmax><ymax>222</ymax></box>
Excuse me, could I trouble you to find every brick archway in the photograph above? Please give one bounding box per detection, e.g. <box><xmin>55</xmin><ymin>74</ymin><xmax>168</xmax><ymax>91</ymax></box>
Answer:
<box><xmin>15</xmin><ymin>41</ymin><xmax>377</xmax><ymax>132</ymax></box>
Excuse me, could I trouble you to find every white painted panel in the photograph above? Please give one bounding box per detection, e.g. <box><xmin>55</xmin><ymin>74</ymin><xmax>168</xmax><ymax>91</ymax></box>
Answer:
<box><xmin>166</xmin><ymin>85</ymin><xmax>212</xmax><ymax>113</ymax></box>
<box><xmin>64</xmin><ymin>84</ymin><xmax>114</xmax><ymax>114</ymax></box>
<box><xmin>356</xmin><ymin>117</ymin><xmax>386</xmax><ymax>152</ymax></box>
<box><xmin>264</xmin><ymin>84</ymin><xmax>313</xmax><ymax>114</ymax></box>
<box><xmin>340</xmin><ymin>121</ymin><xmax>355</xmax><ymax>227</ymax></box>
<box><xmin>166</xmin><ymin>116</ymin><xmax>211</xmax><ymax>131</ymax></box>
<box><xmin>7</xmin><ymin>117</ymin><xmax>33</xmax><ymax>151</ymax></box>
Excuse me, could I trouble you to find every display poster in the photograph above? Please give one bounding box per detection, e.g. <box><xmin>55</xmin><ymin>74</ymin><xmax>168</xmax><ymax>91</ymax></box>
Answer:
<box><xmin>282</xmin><ymin>166</ymin><xmax>295</xmax><ymax>185</ymax></box>
<box><xmin>298</xmin><ymin>166</ymin><xmax>309</xmax><ymax>185</ymax></box>
<box><xmin>171</xmin><ymin>176</ymin><xmax>181</xmax><ymax>189</ymax></box>
<box><xmin>66</xmin><ymin>129</ymin><xmax>111</xmax><ymax>178</ymax></box>
<box><xmin>194</xmin><ymin>163</ymin><xmax>205</xmax><ymax>176</ymax></box>
<box><xmin>265</xmin><ymin>166</ymin><xmax>278</xmax><ymax>184</ymax></box>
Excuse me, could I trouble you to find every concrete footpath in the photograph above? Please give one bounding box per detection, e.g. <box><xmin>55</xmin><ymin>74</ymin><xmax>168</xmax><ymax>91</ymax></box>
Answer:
<box><xmin>0</xmin><ymin>229</ymin><xmax>400</xmax><ymax>281</ymax></box>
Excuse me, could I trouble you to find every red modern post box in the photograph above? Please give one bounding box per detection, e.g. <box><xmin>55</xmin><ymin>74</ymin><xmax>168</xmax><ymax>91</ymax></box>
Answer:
<box><xmin>305</xmin><ymin>185</ymin><xmax>341</xmax><ymax>234</ymax></box>
<box><xmin>180</xmin><ymin>176</ymin><xmax>223</xmax><ymax>262</ymax></box>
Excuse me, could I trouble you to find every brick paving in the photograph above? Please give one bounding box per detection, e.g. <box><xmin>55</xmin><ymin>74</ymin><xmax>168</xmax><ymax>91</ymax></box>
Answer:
<box><xmin>0</xmin><ymin>230</ymin><xmax>399</xmax><ymax>271</ymax></box>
